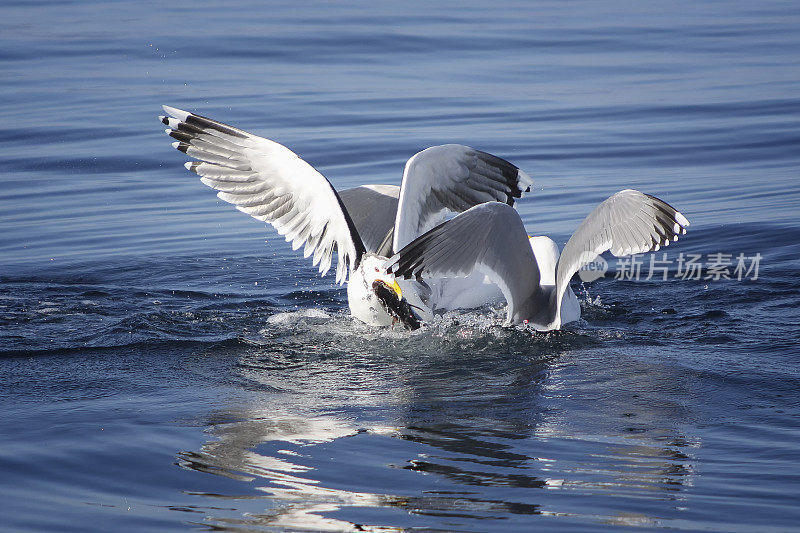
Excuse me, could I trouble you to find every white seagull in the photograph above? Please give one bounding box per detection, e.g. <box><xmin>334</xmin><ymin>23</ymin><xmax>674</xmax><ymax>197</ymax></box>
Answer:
<box><xmin>159</xmin><ymin>106</ymin><xmax>533</xmax><ymax>329</ymax></box>
<box><xmin>386</xmin><ymin>192</ymin><xmax>690</xmax><ymax>331</ymax></box>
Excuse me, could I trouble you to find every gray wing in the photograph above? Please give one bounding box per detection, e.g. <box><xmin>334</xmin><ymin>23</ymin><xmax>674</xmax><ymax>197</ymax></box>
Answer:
<box><xmin>338</xmin><ymin>184</ymin><xmax>399</xmax><ymax>254</ymax></box>
<box><xmin>160</xmin><ymin>106</ymin><xmax>365</xmax><ymax>284</ymax></box>
<box><xmin>554</xmin><ymin>189</ymin><xmax>690</xmax><ymax>320</ymax></box>
<box><xmin>385</xmin><ymin>202</ymin><xmax>540</xmax><ymax>323</ymax></box>
<box><xmin>393</xmin><ymin>145</ymin><xmax>534</xmax><ymax>251</ymax></box>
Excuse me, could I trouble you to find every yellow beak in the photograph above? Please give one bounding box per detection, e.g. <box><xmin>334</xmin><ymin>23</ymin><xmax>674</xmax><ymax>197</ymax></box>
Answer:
<box><xmin>389</xmin><ymin>279</ymin><xmax>403</xmax><ymax>300</ymax></box>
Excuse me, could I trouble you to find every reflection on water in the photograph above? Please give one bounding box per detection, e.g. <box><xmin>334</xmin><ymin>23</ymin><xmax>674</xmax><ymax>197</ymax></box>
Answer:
<box><xmin>177</xmin><ymin>323</ymin><xmax>698</xmax><ymax>531</ymax></box>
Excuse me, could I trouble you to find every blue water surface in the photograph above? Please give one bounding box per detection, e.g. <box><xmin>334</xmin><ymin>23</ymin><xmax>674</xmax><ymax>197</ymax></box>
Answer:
<box><xmin>2</xmin><ymin>1</ymin><xmax>800</xmax><ymax>531</ymax></box>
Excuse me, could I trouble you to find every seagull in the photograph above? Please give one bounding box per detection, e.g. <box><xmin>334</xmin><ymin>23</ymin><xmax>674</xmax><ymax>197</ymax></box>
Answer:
<box><xmin>385</xmin><ymin>191</ymin><xmax>690</xmax><ymax>331</ymax></box>
<box><xmin>159</xmin><ymin>106</ymin><xmax>533</xmax><ymax>329</ymax></box>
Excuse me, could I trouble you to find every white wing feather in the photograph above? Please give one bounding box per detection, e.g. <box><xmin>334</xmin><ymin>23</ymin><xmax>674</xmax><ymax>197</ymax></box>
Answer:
<box><xmin>393</xmin><ymin>145</ymin><xmax>534</xmax><ymax>252</ymax></box>
<box><xmin>386</xmin><ymin>202</ymin><xmax>540</xmax><ymax>323</ymax></box>
<box><xmin>160</xmin><ymin>106</ymin><xmax>364</xmax><ymax>284</ymax></box>
<box><xmin>554</xmin><ymin>189</ymin><xmax>690</xmax><ymax>324</ymax></box>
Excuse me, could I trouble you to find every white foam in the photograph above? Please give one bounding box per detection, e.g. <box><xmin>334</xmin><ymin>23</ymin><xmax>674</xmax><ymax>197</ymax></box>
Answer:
<box><xmin>266</xmin><ymin>308</ymin><xmax>331</xmax><ymax>326</ymax></box>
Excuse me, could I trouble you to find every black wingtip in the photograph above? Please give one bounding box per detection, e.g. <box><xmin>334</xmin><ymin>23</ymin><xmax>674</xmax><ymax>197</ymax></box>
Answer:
<box><xmin>185</xmin><ymin>113</ymin><xmax>248</xmax><ymax>139</ymax></box>
<box><xmin>168</xmin><ymin>129</ymin><xmax>192</xmax><ymax>143</ymax></box>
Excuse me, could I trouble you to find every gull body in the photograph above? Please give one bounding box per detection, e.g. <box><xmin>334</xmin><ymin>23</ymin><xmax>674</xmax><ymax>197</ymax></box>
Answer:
<box><xmin>387</xmin><ymin>191</ymin><xmax>689</xmax><ymax>330</ymax></box>
<box><xmin>159</xmin><ymin>106</ymin><xmax>533</xmax><ymax>328</ymax></box>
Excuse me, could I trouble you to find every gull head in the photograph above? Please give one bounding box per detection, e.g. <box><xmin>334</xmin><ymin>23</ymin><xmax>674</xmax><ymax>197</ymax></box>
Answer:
<box><xmin>348</xmin><ymin>255</ymin><xmax>421</xmax><ymax>330</ymax></box>
<box><xmin>371</xmin><ymin>278</ymin><xmax>420</xmax><ymax>331</ymax></box>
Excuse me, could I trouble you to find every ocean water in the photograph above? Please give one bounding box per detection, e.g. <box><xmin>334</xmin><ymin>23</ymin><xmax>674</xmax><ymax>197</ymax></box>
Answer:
<box><xmin>2</xmin><ymin>0</ymin><xmax>800</xmax><ymax>531</ymax></box>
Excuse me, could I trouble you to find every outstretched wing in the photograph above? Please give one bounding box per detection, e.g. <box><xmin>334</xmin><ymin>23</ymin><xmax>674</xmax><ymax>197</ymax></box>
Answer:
<box><xmin>554</xmin><ymin>189</ymin><xmax>690</xmax><ymax>318</ymax></box>
<box><xmin>393</xmin><ymin>144</ymin><xmax>534</xmax><ymax>252</ymax></box>
<box><xmin>160</xmin><ymin>106</ymin><xmax>365</xmax><ymax>284</ymax></box>
<box><xmin>338</xmin><ymin>184</ymin><xmax>399</xmax><ymax>254</ymax></box>
<box><xmin>385</xmin><ymin>202</ymin><xmax>540</xmax><ymax>323</ymax></box>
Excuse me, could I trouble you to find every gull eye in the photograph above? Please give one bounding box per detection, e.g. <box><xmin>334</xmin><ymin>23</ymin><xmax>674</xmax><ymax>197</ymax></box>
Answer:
<box><xmin>374</xmin><ymin>267</ymin><xmax>379</xmax><ymax>272</ymax></box>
